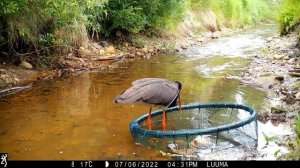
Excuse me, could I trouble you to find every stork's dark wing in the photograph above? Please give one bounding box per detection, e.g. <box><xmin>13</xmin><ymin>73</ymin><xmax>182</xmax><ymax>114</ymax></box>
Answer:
<box><xmin>114</xmin><ymin>79</ymin><xmax>179</xmax><ymax>106</ymax></box>
<box><xmin>113</xmin><ymin>85</ymin><xmax>144</xmax><ymax>104</ymax></box>
<box><xmin>140</xmin><ymin>81</ymin><xmax>179</xmax><ymax>106</ymax></box>
<box><xmin>131</xmin><ymin>78</ymin><xmax>169</xmax><ymax>86</ymax></box>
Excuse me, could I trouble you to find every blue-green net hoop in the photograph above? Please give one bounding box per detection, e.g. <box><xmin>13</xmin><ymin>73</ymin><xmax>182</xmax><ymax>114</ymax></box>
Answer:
<box><xmin>129</xmin><ymin>102</ymin><xmax>258</xmax><ymax>158</ymax></box>
<box><xmin>130</xmin><ymin>103</ymin><xmax>257</xmax><ymax>139</ymax></box>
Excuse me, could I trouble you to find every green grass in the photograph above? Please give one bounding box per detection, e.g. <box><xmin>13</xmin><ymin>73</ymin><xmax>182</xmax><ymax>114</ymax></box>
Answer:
<box><xmin>278</xmin><ymin>0</ymin><xmax>300</xmax><ymax>35</ymax></box>
<box><xmin>287</xmin><ymin>114</ymin><xmax>300</xmax><ymax>160</ymax></box>
<box><xmin>286</xmin><ymin>114</ymin><xmax>300</xmax><ymax>160</ymax></box>
<box><xmin>0</xmin><ymin>0</ymin><xmax>106</xmax><ymax>54</ymax></box>
<box><xmin>189</xmin><ymin>0</ymin><xmax>276</xmax><ymax>28</ymax></box>
<box><xmin>262</xmin><ymin>132</ymin><xmax>278</xmax><ymax>145</ymax></box>
<box><xmin>296</xmin><ymin>114</ymin><xmax>300</xmax><ymax>146</ymax></box>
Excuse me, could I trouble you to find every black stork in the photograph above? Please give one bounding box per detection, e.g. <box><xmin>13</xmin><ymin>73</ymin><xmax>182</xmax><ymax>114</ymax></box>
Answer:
<box><xmin>113</xmin><ymin>78</ymin><xmax>183</xmax><ymax>131</ymax></box>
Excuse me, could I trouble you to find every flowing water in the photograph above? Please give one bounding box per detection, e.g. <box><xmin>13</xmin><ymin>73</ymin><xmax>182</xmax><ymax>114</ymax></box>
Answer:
<box><xmin>0</xmin><ymin>25</ymin><xmax>292</xmax><ymax>160</ymax></box>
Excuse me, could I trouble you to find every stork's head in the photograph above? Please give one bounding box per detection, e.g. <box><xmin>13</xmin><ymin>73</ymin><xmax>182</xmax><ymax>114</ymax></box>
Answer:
<box><xmin>175</xmin><ymin>81</ymin><xmax>182</xmax><ymax>91</ymax></box>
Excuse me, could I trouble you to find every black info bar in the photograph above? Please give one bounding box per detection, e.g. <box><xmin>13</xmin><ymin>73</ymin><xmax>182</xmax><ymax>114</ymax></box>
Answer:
<box><xmin>2</xmin><ymin>160</ymin><xmax>298</xmax><ymax>168</ymax></box>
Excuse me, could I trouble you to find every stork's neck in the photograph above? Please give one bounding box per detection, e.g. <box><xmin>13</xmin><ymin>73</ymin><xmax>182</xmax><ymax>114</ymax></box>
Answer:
<box><xmin>175</xmin><ymin>81</ymin><xmax>182</xmax><ymax>90</ymax></box>
<box><xmin>168</xmin><ymin>91</ymin><xmax>180</xmax><ymax>108</ymax></box>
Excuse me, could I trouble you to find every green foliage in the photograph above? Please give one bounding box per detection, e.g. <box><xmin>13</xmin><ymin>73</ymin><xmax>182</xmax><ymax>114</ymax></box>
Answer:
<box><xmin>223</xmin><ymin>0</ymin><xmax>243</xmax><ymax>26</ymax></box>
<box><xmin>83</xmin><ymin>0</ymin><xmax>108</xmax><ymax>37</ymax></box>
<box><xmin>298</xmin><ymin>31</ymin><xmax>300</xmax><ymax>48</ymax></box>
<box><xmin>116</xmin><ymin>43</ymin><xmax>127</xmax><ymax>51</ymax></box>
<box><xmin>0</xmin><ymin>0</ymin><xmax>278</xmax><ymax>56</ymax></box>
<box><xmin>260</xmin><ymin>47</ymin><xmax>269</xmax><ymax>54</ymax></box>
<box><xmin>0</xmin><ymin>0</ymin><xmax>106</xmax><ymax>54</ymax></box>
<box><xmin>131</xmin><ymin>37</ymin><xmax>146</xmax><ymax>48</ymax></box>
<box><xmin>296</xmin><ymin>114</ymin><xmax>300</xmax><ymax>146</ymax></box>
<box><xmin>286</xmin><ymin>114</ymin><xmax>300</xmax><ymax>160</ymax></box>
<box><xmin>146</xmin><ymin>0</ymin><xmax>186</xmax><ymax>31</ymax></box>
<box><xmin>262</xmin><ymin>132</ymin><xmax>278</xmax><ymax>145</ymax></box>
<box><xmin>39</xmin><ymin>33</ymin><xmax>56</xmax><ymax>48</ymax></box>
<box><xmin>159</xmin><ymin>41</ymin><xmax>176</xmax><ymax>53</ymax></box>
<box><xmin>110</xmin><ymin>5</ymin><xmax>146</xmax><ymax>34</ymax></box>
<box><xmin>98</xmin><ymin>0</ymin><xmax>146</xmax><ymax>35</ymax></box>
<box><xmin>278</xmin><ymin>0</ymin><xmax>300</xmax><ymax>35</ymax></box>
<box><xmin>99</xmin><ymin>0</ymin><xmax>185</xmax><ymax>36</ymax></box>
<box><xmin>274</xmin><ymin>149</ymin><xmax>281</xmax><ymax>158</ymax></box>
<box><xmin>189</xmin><ymin>0</ymin><xmax>276</xmax><ymax>28</ymax></box>
<box><xmin>0</xmin><ymin>0</ymin><xmax>185</xmax><ymax>54</ymax></box>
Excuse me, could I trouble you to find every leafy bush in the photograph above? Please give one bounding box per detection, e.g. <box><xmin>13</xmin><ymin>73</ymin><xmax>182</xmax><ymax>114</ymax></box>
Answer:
<box><xmin>278</xmin><ymin>0</ymin><xmax>300</xmax><ymax>35</ymax></box>
<box><xmin>0</xmin><ymin>0</ymin><xmax>106</xmax><ymax>54</ymax></box>
<box><xmin>115</xmin><ymin>7</ymin><xmax>144</xmax><ymax>32</ymax></box>
<box><xmin>0</xmin><ymin>0</ymin><xmax>277</xmax><ymax>56</ymax></box>
<box><xmin>83</xmin><ymin>0</ymin><xmax>110</xmax><ymax>39</ymax></box>
<box><xmin>145</xmin><ymin>0</ymin><xmax>186</xmax><ymax>31</ymax></box>
<box><xmin>0</xmin><ymin>0</ymin><xmax>185</xmax><ymax>54</ymax></box>
<box><xmin>99</xmin><ymin>0</ymin><xmax>185</xmax><ymax>36</ymax></box>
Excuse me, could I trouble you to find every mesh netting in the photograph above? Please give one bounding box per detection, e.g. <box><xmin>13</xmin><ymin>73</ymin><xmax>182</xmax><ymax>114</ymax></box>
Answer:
<box><xmin>129</xmin><ymin>103</ymin><xmax>258</xmax><ymax>159</ymax></box>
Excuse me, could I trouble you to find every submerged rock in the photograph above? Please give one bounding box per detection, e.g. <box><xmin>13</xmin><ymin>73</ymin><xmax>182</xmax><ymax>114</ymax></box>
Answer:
<box><xmin>98</xmin><ymin>49</ymin><xmax>105</xmax><ymax>56</ymax></box>
<box><xmin>273</xmin><ymin>54</ymin><xmax>285</xmax><ymax>60</ymax></box>
<box><xmin>78</xmin><ymin>46</ymin><xmax>92</xmax><ymax>57</ymax></box>
<box><xmin>293</xmin><ymin>81</ymin><xmax>300</xmax><ymax>89</ymax></box>
<box><xmin>282</xmin><ymin>93</ymin><xmax>297</xmax><ymax>105</ymax></box>
<box><xmin>100</xmin><ymin>41</ymin><xmax>109</xmax><ymax>48</ymax></box>
<box><xmin>0</xmin><ymin>69</ymin><xmax>7</xmax><ymax>73</ymax></box>
<box><xmin>92</xmin><ymin>42</ymin><xmax>102</xmax><ymax>50</ymax></box>
<box><xmin>136</xmin><ymin>51</ymin><xmax>143</xmax><ymax>57</ymax></box>
<box><xmin>212</xmin><ymin>31</ymin><xmax>221</xmax><ymax>39</ymax></box>
<box><xmin>295</xmin><ymin>92</ymin><xmax>300</xmax><ymax>100</ymax></box>
<box><xmin>105</xmin><ymin>46</ymin><xmax>116</xmax><ymax>54</ymax></box>
<box><xmin>19</xmin><ymin>61</ymin><xmax>33</xmax><ymax>69</ymax></box>
<box><xmin>289</xmin><ymin>72</ymin><xmax>300</xmax><ymax>77</ymax></box>
<box><xmin>116</xmin><ymin>31</ymin><xmax>122</xmax><ymax>37</ymax></box>
<box><xmin>191</xmin><ymin>136</ymin><xmax>213</xmax><ymax>148</ymax></box>
<box><xmin>252</xmin><ymin>75</ymin><xmax>283</xmax><ymax>89</ymax></box>
<box><xmin>271</xmin><ymin>105</ymin><xmax>287</xmax><ymax>114</ymax></box>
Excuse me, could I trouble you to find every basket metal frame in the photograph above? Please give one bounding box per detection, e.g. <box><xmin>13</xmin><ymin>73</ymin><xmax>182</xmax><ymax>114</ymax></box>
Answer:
<box><xmin>129</xmin><ymin>102</ymin><xmax>258</xmax><ymax>140</ymax></box>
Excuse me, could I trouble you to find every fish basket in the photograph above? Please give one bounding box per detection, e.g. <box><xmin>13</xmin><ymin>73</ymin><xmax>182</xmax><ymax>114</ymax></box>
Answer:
<box><xmin>129</xmin><ymin>103</ymin><xmax>258</xmax><ymax>159</ymax></box>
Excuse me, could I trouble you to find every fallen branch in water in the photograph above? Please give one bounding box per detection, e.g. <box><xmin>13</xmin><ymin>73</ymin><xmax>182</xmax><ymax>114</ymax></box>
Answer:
<box><xmin>289</xmin><ymin>72</ymin><xmax>300</xmax><ymax>77</ymax></box>
<box><xmin>66</xmin><ymin>55</ymin><xmax>125</xmax><ymax>62</ymax></box>
<box><xmin>0</xmin><ymin>84</ymin><xmax>32</xmax><ymax>98</ymax></box>
<box><xmin>90</xmin><ymin>56</ymin><xmax>123</xmax><ymax>61</ymax></box>
<box><xmin>289</xmin><ymin>69</ymin><xmax>300</xmax><ymax>73</ymax></box>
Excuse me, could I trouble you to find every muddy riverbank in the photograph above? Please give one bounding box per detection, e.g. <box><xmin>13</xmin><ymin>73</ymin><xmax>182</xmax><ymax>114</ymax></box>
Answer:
<box><xmin>241</xmin><ymin>29</ymin><xmax>300</xmax><ymax>121</ymax></box>
<box><xmin>240</xmin><ymin>28</ymin><xmax>300</xmax><ymax>159</ymax></box>
<box><xmin>0</xmin><ymin>26</ymin><xmax>236</xmax><ymax>92</ymax></box>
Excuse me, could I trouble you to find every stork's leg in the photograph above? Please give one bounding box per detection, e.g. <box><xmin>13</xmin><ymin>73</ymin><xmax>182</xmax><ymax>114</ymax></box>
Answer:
<box><xmin>147</xmin><ymin>107</ymin><xmax>152</xmax><ymax>130</ymax></box>
<box><xmin>162</xmin><ymin>109</ymin><xmax>167</xmax><ymax>131</ymax></box>
<box><xmin>179</xmin><ymin>95</ymin><xmax>183</xmax><ymax>113</ymax></box>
